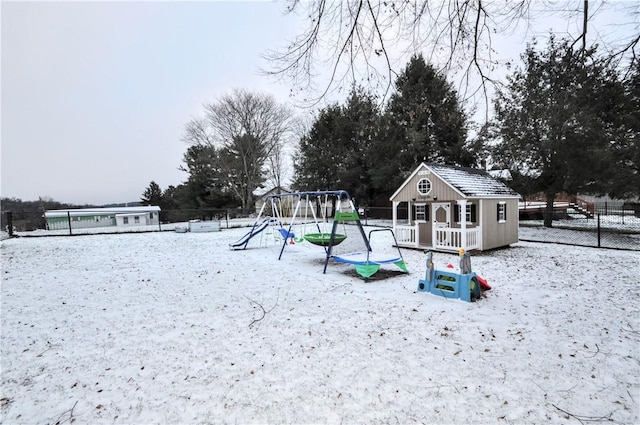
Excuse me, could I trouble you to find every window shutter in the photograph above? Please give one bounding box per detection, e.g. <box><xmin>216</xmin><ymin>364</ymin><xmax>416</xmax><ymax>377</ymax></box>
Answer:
<box><xmin>497</xmin><ymin>204</ymin><xmax>500</xmax><ymax>221</ymax></box>
<box><xmin>496</xmin><ymin>203</ymin><xmax>507</xmax><ymax>221</ymax></box>
<box><xmin>454</xmin><ymin>205</ymin><xmax>460</xmax><ymax>222</ymax></box>
<box><xmin>470</xmin><ymin>204</ymin><xmax>477</xmax><ymax>222</ymax></box>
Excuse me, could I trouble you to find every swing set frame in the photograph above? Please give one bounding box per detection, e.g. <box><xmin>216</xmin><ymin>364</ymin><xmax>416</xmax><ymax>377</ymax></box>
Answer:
<box><xmin>244</xmin><ymin>190</ymin><xmax>407</xmax><ymax>278</ymax></box>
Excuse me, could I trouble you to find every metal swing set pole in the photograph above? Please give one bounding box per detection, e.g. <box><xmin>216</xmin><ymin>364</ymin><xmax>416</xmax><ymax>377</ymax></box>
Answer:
<box><xmin>278</xmin><ymin>193</ymin><xmax>303</xmax><ymax>260</ymax></box>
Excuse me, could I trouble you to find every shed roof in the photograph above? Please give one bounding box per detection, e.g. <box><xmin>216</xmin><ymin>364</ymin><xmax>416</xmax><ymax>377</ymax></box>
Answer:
<box><xmin>390</xmin><ymin>163</ymin><xmax>520</xmax><ymax>200</ymax></box>
<box><xmin>428</xmin><ymin>164</ymin><xmax>520</xmax><ymax>197</ymax></box>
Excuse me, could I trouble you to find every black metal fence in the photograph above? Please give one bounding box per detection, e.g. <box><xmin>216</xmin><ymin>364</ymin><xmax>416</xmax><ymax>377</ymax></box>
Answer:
<box><xmin>2</xmin><ymin>204</ymin><xmax>639</xmax><ymax>251</ymax></box>
<box><xmin>519</xmin><ymin>213</ymin><xmax>640</xmax><ymax>251</ymax></box>
<box><xmin>517</xmin><ymin>201</ymin><xmax>640</xmax><ymax>251</ymax></box>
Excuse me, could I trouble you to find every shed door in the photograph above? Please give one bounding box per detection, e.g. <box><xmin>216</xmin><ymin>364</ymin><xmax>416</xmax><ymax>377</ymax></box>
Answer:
<box><xmin>432</xmin><ymin>203</ymin><xmax>451</xmax><ymax>228</ymax></box>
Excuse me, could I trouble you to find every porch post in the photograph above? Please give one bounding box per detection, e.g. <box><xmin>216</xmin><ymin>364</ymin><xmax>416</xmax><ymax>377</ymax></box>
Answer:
<box><xmin>457</xmin><ymin>199</ymin><xmax>467</xmax><ymax>250</ymax></box>
<box><xmin>392</xmin><ymin>201</ymin><xmax>398</xmax><ymax>231</ymax></box>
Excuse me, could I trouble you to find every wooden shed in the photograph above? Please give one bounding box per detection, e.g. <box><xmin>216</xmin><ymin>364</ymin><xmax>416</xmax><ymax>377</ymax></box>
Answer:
<box><xmin>390</xmin><ymin>163</ymin><xmax>520</xmax><ymax>252</ymax></box>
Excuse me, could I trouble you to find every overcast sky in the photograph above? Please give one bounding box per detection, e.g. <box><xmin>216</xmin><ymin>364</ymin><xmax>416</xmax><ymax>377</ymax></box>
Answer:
<box><xmin>2</xmin><ymin>1</ymin><xmax>637</xmax><ymax>206</ymax></box>
<box><xmin>2</xmin><ymin>1</ymin><xmax>302</xmax><ymax>205</ymax></box>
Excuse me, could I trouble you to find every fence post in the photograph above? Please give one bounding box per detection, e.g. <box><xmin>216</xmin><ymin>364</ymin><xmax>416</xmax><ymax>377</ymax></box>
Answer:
<box><xmin>67</xmin><ymin>211</ymin><xmax>73</xmax><ymax>236</ymax></box>
<box><xmin>6</xmin><ymin>211</ymin><xmax>13</xmax><ymax>237</ymax></box>
<box><xmin>597</xmin><ymin>213</ymin><xmax>601</xmax><ymax>248</ymax></box>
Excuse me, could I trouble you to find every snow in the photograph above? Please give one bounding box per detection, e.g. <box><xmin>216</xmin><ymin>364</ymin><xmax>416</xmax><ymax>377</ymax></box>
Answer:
<box><xmin>1</xmin><ymin>227</ymin><xmax>639</xmax><ymax>424</ymax></box>
<box><xmin>428</xmin><ymin>163</ymin><xmax>520</xmax><ymax>197</ymax></box>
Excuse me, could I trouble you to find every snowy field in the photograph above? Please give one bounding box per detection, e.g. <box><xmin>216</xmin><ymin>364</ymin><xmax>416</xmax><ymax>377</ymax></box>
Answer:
<box><xmin>1</xmin><ymin>227</ymin><xmax>639</xmax><ymax>424</ymax></box>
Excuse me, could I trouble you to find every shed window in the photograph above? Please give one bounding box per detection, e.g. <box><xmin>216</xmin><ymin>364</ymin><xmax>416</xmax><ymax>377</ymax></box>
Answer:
<box><xmin>497</xmin><ymin>202</ymin><xmax>507</xmax><ymax>222</ymax></box>
<box><xmin>123</xmin><ymin>217</ymin><xmax>129</xmax><ymax>224</ymax></box>
<box><xmin>417</xmin><ymin>178</ymin><xmax>432</xmax><ymax>195</ymax></box>
<box><xmin>134</xmin><ymin>216</ymin><xmax>140</xmax><ymax>224</ymax></box>
<box><xmin>454</xmin><ymin>204</ymin><xmax>476</xmax><ymax>223</ymax></box>
<box><xmin>414</xmin><ymin>204</ymin><xmax>428</xmax><ymax>222</ymax></box>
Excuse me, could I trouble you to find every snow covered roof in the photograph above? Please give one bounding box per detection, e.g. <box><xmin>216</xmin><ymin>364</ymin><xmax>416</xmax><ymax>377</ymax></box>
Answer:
<box><xmin>428</xmin><ymin>163</ymin><xmax>520</xmax><ymax>197</ymax></box>
<box><xmin>390</xmin><ymin>163</ymin><xmax>520</xmax><ymax>200</ymax></box>
<box><xmin>45</xmin><ymin>206</ymin><xmax>160</xmax><ymax>218</ymax></box>
<box><xmin>253</xmin><ymin>186</ymin><xmax>291</xmax><ymax>198</ymax></box>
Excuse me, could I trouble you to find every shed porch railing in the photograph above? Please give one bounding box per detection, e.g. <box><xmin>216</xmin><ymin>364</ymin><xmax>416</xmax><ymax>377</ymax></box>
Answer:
<box><xmin>433</xmin><ymin>227</ymin><xmax>480</xmax><ymax>252</ymax></box>
<box><xmin>393</xmin><ymin>224</ymin><xmax>480</xmax><ymax>251</ymax></box>
<box><xmin>394</xmin><ymin>224</ymin><xmax>419</xmax><ymax>247</ymax></box>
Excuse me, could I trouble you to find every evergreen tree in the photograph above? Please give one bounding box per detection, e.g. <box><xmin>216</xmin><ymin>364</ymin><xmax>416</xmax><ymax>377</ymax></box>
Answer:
<box><xmin>371</xmin><ymin>55</ymin><xmax>473</xmax><ymax>196</ymax></box>
<box><xmin>492</xmin><ymin>36</ymin><xmax>628</xmax><ymax>226</ymax></box>
<box><xmin>179</xmin><ymin>145</ymin><xmax>237</xmax><ymax>209</ymax></box>
<box><xmin>292</xmin><ymin>87</ymin><xmax>380</xmax><ymax>206</ymax></box>
<box><xmin>140</xmin><ymin>181</ymin><xmax>163</xmax><ymax>206</ymax></box>
<box><xmin>336</xmin><ymin>87</ymin><xmax>380</xmax><ymax>206</ymax></box>
<box><xmin>293</xmin><ymin>103</ymin><xmax>344</xmax><ymax>192</ymax></box>
<box><xmin>606</xmin><ymin>61</ymin><xmax>640</xmax><ymax>199</ymax></box>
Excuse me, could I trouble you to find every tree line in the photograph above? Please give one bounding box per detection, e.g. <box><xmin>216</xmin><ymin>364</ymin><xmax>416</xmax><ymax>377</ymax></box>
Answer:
<box><xmin>142</xmin><ymin>36</ymin><xmax>638</xmax><ymax>227</ymax></box>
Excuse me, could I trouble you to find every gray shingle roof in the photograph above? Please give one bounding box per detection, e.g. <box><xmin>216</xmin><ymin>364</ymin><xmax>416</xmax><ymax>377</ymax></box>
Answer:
<box><xmin>428</xmin><ymin>163</ymin><xmax>520</xmax><ymax>197</ymax></box>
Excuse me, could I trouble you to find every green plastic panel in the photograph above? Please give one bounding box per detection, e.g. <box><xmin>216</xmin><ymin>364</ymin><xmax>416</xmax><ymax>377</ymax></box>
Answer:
<box><xmin>334</xmin><ymin>211</ymin><xmax>360</xmax><ymax>222</ymax></box>
<box><xmin>304</xmin><ymin>233</ymin><xmax>347</xmax><ymax>246</ymax></box>
<box><xmin>355</xmin><ymin>263</ymin><xmax>380</xmax><ymax>279</ymax></box>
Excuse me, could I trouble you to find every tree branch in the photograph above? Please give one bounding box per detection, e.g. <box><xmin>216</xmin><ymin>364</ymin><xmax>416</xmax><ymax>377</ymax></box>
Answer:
<box><xmin>245</xmin><ymin>290</ymin><xmax>279</xmax><ymax>328</ymax></box>
<box><xmin>551</xmin><ymin>403</ymin><xmax>613</xmax><ymax>424</ymax></box>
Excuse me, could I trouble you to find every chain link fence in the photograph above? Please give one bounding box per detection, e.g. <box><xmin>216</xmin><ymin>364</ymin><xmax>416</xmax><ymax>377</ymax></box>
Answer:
<box><xmin>518</xmin><ymin>201</ymin><xmax>640</xmax><ymax>251</ymax></box>
<box><xmin>2</xmin><ymin>203</ymin><xmax>639</xmax><ymax>251</ymax></box>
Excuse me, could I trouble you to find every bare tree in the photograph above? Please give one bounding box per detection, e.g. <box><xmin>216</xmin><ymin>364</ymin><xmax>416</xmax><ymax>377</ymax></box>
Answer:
<box><xmin>263</xmin><ymin>0</ymin><xmax>639</xmax><ymax>109</ymax></box>
<box><xmin>182</xmin><ymin>116</ymin><xmax>214</xmax><ymax>146</ymax></box>
<box><xmin>264</xmin><ymin>138</ymin><xmax>286</xmax><ymax>190</ymax></box>
<box><xmin>183</xmin><ymin>89</ymin><xmax>296</xmax><ymax>213</ymax></box>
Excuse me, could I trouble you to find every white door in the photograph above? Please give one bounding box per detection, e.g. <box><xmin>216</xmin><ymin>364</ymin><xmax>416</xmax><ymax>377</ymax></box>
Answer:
<box><xmin>432</xmin><ymin>203</ymin><xmax>451</xmax><ymax>228</ymax></box>
<box><xmin>432</xmin><ymin>203</ymin><xmax>451</xmax><ymax>246</ymax></box>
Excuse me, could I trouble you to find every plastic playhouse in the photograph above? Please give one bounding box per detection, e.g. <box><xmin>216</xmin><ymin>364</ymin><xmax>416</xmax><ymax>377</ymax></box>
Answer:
<box><xmin>418</xmin><ymin>249</ymin><xmax>490</xmax><ymax>302</ymax></box>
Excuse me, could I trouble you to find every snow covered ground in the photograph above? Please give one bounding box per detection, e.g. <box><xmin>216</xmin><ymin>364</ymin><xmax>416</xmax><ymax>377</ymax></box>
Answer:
<box><xmin>1</xmin><ymin>227</ymin><xmax>639</xmax><ymax>424</ymax></box>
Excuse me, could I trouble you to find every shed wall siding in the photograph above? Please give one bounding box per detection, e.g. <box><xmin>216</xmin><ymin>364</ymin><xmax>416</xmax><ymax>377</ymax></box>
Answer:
<box><xmin>394</xmin><ymin>171</ymin><xmax>461</xmax><ymax>202</ymax></box>
<box><xmin>480</xmin><ymin>199</ymin><xmax>519</xmax><ymax>250</ymax></box>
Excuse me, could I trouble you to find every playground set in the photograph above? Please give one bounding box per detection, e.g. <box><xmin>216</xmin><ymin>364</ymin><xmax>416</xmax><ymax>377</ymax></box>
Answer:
<box><xmin>229</xmin><ymin>190</ymin><xmax>408</xmax><ymax>279</ymax></box>
<box><xmin>418</xmin><ymin>249</ymin><xmax>491</xmax><ymax>302</ymax></box>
